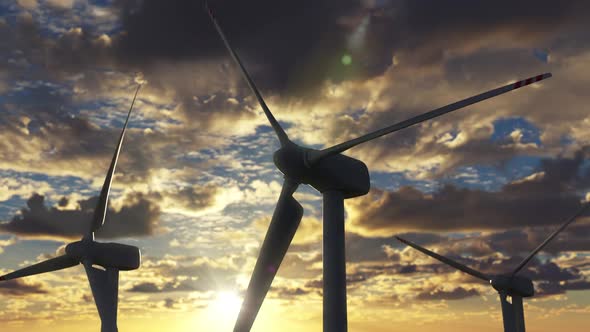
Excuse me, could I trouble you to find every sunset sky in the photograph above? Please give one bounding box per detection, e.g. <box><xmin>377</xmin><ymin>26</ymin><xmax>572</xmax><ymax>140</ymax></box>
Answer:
<box><xmin>1</xmin><ymin>0</ymin><xmax>589</xmax><ymax>331</ymax></box>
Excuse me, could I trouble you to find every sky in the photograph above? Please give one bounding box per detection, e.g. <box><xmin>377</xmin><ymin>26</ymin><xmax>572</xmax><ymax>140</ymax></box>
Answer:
<box><xmin>0</xmin><ymin>0</ymin><xmax>589</xmax><ymax>331</ymax></box>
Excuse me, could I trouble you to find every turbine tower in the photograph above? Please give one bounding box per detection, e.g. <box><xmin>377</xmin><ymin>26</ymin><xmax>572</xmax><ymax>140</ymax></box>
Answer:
<box><xmin>396</xmin><ymin>202</ymin><xmax>589</xmax><ymax>332</ymax></box>
<box><xmin>204</xmin><ymin>2</ymin><xmax>552</xmax><ymax>331</ymax></box>
<box><xmin>0</xmin><ymin>85</ymin><xmax>143</xmax><ymax>332</ymax></box>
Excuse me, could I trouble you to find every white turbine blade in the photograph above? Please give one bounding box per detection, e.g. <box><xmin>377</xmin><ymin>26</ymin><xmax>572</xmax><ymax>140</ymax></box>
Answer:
<box><xmin>234</xmin><ymin>180</ymin><xmax>303</xmax><ymax>332</ymax></box>
<box><xmin>205</xmin><ymin>1</ymin><xmax>291</xmax><ymax>147</ymax></box>
<box><xmin>395</xmin><ymin>236</ymin><xmax>490</xmax><ymax>282</ymax></box>
<box><xmin>306</xmin><ymin>73</ymin><xmax>552</xmax><ymax>165</ymax></box>
<box><xmin>511</xmin><ymin>202</ymin><xmax>590</xmax><ymax>276</ymax></box>
<box><xmin>84</xmin><ymin>262</ymin><xmax>119</xmax><ymax>332</ymax></box>
<box><xmin>0</xmin><ymin>255</ymin><xmax>79</xmax><ymax>281</ymax></box>
<box><xmin>87</xmin><ymin>85</ymin><xmax>141</xmax><ymax>239</ymax></box>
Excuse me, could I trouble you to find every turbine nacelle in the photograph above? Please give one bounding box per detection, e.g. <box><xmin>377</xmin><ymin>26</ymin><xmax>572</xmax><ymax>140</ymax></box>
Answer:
<box><xmin>273</xmin><ymin>144</ymin><xmax>370</xmax><ymax>198</ymax></box>
<box><xmin>65</xmin><ymin>241</ymin><xmax>141</xmax><ymax>271</ymax></box>
<box><xmin>490</xmin><ymin>275</ymin><xmax>534</xmax><ymax>298</ymax></box>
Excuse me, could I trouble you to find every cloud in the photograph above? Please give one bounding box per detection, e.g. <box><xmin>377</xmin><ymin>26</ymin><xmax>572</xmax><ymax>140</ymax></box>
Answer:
<box><xmin>274</xmin><ymin>286</ymin><xmax>311</xmax><ymax>299</ymax></box>
<box><xmin>0</xmin><ymin>177</ymin><xmax>53</xmax><ymax>201</ymax></box>
<box><xmin>0</xmin><ymin>193</ymin><xmax>161</xmax><ymax>239</ymax></box>
<box><xmin>347</xmin><ymin>148</ymin><xmax>590</xmax><ymax>236</ymax></box>
<box><xmin>111</xmin><ymin>0</ymin><xmax>590</xmax><ymax>96</ymax></box>
<box><xmin>146</xmin><ymin>184</ymin><xmax>223</xmax><ymax>216</ymax></box>
<box><xmin>0</xmin><ymin>237</ymin><xmax>17</xmax><ymax>254</ymax></box>
<box><xmin>113</xmin><ymin>0</ymin><xmax>362</xmax><ymax>95</ymax></box>
<box><xmin>127</xmin><ymin>280</ymin><xmax>198</xmax><ymax>293</ymax></box>
<box><xmin>416</xmin><ymin>286</ymin><xmax>480</xmax><ymax>301</ymax></box>
<box><xmin>386</xmin><ymin>233</ymin><xmax>590</xmax><ymax>298</ymax></box>
<box><xmin>17</xmin><ymin>0</ymin><xmax>38</xmax><ymax>10</ymax></box>
<box><xmin>0</xmin><ymin>279</ymin><xmax>47</xmax><ymax>296</ymax></box>
<box><xmin>45</xmin><ymin>0</ymin><xmax>74</xmax><ymax>10</ymax></box>
<box><xmin>137</xmin><ymin>255</ymin><xmax>241</xmax><ymax>292</ymax></box>
<box><xmin>385</xmin><ymin>0</ymin><xmax>589</xmax><ymax>67</ymax></box>
<box><xmin>1</xmin><ymin>0</ymin><xmax>589</xmax><ymax>195</ymax></box>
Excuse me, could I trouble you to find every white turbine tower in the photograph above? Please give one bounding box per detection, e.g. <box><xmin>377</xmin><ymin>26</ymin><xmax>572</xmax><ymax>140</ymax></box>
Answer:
<box><xmin>396</xmin><ymin>203</ymin><xmax>589</xmax><ymax>332</ymax></box>
<box><xmin>0</xmin><ymin>86</ymin><xmax>143</xmax><ymax>332</ymax></box>
<box><xmin>204</xmin><ymin>2</ymin><xmax>552</xmax><ymax>331</ymax></box>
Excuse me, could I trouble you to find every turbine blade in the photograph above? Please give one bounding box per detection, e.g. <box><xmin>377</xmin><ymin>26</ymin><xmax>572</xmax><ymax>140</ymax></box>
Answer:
<box><xmin>234</xmin><ymin>180</ymin><xmax>303</xmax><ymax>332</ymax></box>
<box><xmin>84</xmin><ymin>262</ymin><xmax>119</xmax><ymax>332</ymax></box>
<box><xmin>307</xmin><ymin>73</ymin><xmax>552</xmax><ymax>165</ymax></box>
<box><xmin>511</xmin><ymin>201</ymin><xmax>590</xmax><ymax>276</ymax></box>
<box><xmin>395</xmin><ymin>236</ymin><xmax>490</xmax><ymax>282</ymax></box>
<box><xmin>0</xmin><ymin>255</ymin><xmax>79</xmax><ymax>281</ymax></box>
<box><xmin>87</xmin><ymin>85</ymin><xmax>141</xmax><ymax>239</ymax></box>
<box><xmin>205</xmin><ymin>1</ymin><xmax>291</xmax><ymax>147</ymax></box>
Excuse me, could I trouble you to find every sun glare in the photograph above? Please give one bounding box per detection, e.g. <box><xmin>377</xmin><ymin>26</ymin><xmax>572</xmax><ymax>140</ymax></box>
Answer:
<box><xmin>210</xmin><ymin>291</ymin><xmax>242</xmax><ymax>317</ymax></box>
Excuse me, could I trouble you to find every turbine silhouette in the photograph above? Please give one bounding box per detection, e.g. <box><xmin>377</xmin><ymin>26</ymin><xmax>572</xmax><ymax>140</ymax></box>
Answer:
<box><xmin>204</xmin><ymin>2</ymin><xmax>552</xmax><ymax>331</ymax></box>
<box><xmin>0</xmin><ymin>85</ymin><xmax>143</xmax><ymax>332</ymax></box>
<box><xmin>396</xmin><ymin>202</ymin><xmax>589</xmax><ymax>332</ymax></box>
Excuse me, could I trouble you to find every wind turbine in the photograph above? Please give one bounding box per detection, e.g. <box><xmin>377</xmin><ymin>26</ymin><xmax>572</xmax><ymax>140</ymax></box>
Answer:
<box><xmin>0</xmin><ymin>85</ymin><xmax>143</xmax><ymax>332</ymax></box>
<box><xmin>204</xmin><ymin>2</ymin><xmax>552</xmax><ymax>331</ymax></box>
<box><xmin>396</xmin><ymin>202</ymin><xmax>589</xmax><ymax>332</ymax></box>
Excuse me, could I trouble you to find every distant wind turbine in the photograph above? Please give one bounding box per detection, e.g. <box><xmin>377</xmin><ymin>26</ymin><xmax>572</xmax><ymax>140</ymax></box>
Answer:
<box><xmin>396</xmin><ymin>202</ymin><xmax>589</xmax><ymax>332</ymax></box>
<box><xmin>204</xmin><ymin>2</ymin><xmax>552</xmax><ymax>331</ymax></box>
<box><xmin>0</xmin><ymin>85</ymin><xmax>143</xmax><ymax>332</ymax></box>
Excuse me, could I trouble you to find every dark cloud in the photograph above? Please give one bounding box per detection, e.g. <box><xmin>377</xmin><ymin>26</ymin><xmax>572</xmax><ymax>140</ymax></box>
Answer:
<box><xmin>486</xmin><ymin>224</ymin><xmax>590</xmax><ymax>255</ymax></box>
<box><xmin>0</xmin><ymin>279</ymin><xmax>48</xmax><ymax>296</ymax></box>
<box><xmin>0</xmin><ymin>80</ymin><xmax>161</xmax><ymax>183</ymax></box>
<box><xmin>127</xmin><ymin>280</ymin><xmax>198</xmax><ymax>293</ymax></box>
<box><xmin>113</xmin><ymin>0</ymin><xmax>362</xmax><ymax>94</ymax></box>
<box><xmin>274</xmin><ymin>286</ymin><xmax>310</xmax><ymax>299</ymax></box>
<box><xmin>163</xmin><ymin>297</ymin><xmax>176</xmax><ymax>309</ymax></box>
<box><xmin>349</xmin><ymin>148</ymin><xmax>590</xmax><ymax>235</ymax></box>
<box><xmin>536</xmin><ymin>279</ymin><xmax>590</xmax><ymax>297</ymax></box>
<box><xmin>1</xmin><ymin>0</ymin><xmax>588</xmax><ymax>190</ymax></box>
<box><xmin>416</xmin><ymin>286</ymin><xmax>479</xmax><ymax>301</ymax></box>
<box><xmin>332</xmin><ymin>226</ymin><xmax>590</xmax><ymax>300</ymax></box>
<box><xmin>345</xmin><ymin>233</ymin><xmax>396</xmax><ymax>263</ymax></box>
<box><xmin>148</xmin><ymin>184</ymin><xmax>219</xmax><ymax>213</ymax></box>
<box><xmin>127</xmin><ymin>282</ymin><xmax>160</xmax><ymax>293</ymax></box>
<box><xmin>0</xmin><ymin>193</ymin><xmax>160</xmax><ymax>239</ymax></box>
<box><xmin>345</xmin><ymin>232</ymin><xmax>448</xmax><ymax>263</ymax></box>
<box><xmin>305</xmin><ymin>278</ymin><xmax>323</xmax><ymax>290</ymax></box>
<box><xmin>526</xmin><ymin>262</ymin><xmax>578</xmax><ymax>283</ymax></box>
<box><xmin>393</xmin><ymin>236</ymin><xmax>590</xmax><ymax>297</ymax></box>
<box><xmin>108</xmin><ymin>0</ymin><xmax>590</xmax><ymax>97</ymax></box>
<box><xmin>388</xmin><ymin>0</ymin><xmax>590</xmax><ymax>66</ymax></box>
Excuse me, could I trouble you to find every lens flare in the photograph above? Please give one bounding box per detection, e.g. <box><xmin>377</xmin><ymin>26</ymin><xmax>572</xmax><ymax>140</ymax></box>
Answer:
<box><xmin>341</xmin><ymin>54</ymin><xmax>353</xmax><ymax>65</ymax></box>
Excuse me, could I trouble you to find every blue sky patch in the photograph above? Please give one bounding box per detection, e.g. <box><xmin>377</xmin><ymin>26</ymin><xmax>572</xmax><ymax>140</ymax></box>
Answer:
<box><xmin>491</xmin><ymin>117</ymin><xmax>542</xmax><ymax>146</ymax></box>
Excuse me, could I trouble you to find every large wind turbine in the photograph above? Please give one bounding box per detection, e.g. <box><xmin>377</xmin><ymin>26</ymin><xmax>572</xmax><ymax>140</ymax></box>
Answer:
<box><xmin>396</xmin><ymin>202</ymin><xmax>589</xmax><ymax>332</ymax></box>
<box><xmin>204</xmin><ymin>3</ymin><xmax>552</xmax><ymax>331</ymax></box>
<box><xmin>0</xmin><ymin>86</ymin><xmax>143</xmax><ymax>332</ymax></box>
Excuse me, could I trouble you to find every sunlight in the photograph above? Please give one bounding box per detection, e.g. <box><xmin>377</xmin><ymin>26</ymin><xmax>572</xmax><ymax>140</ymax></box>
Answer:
<box><xmin>210</xmin><ymin>291</ymin><xmax>242</xmax><ymax>318</ymax></box>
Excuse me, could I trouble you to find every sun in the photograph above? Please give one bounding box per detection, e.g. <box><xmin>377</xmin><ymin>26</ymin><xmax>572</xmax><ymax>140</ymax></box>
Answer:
<box><xmin>210</xmin><ymin>291</ymin><xmax>242</xmax><ymax>317</ymax></box>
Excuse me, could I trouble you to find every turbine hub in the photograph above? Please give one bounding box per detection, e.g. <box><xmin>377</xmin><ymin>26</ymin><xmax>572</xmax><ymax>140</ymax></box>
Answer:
<box><xmin>65</xmin><ymin>241</ymin><xmax>90</xmax><ymax>261</ymax></box>
<box><xmin>273</xmin><ymin>144</ymin><xmax>370</xmax><ymax>198</ymax></box>
<box><xmin>273</xmin><ymin>144</ymin><xmax>309</xmax><ymax>183</ymax></box>
<box><xmin>491</xmin><ymin>275</ymin><xmax>534</xmax><ymax>297</ymax></box>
